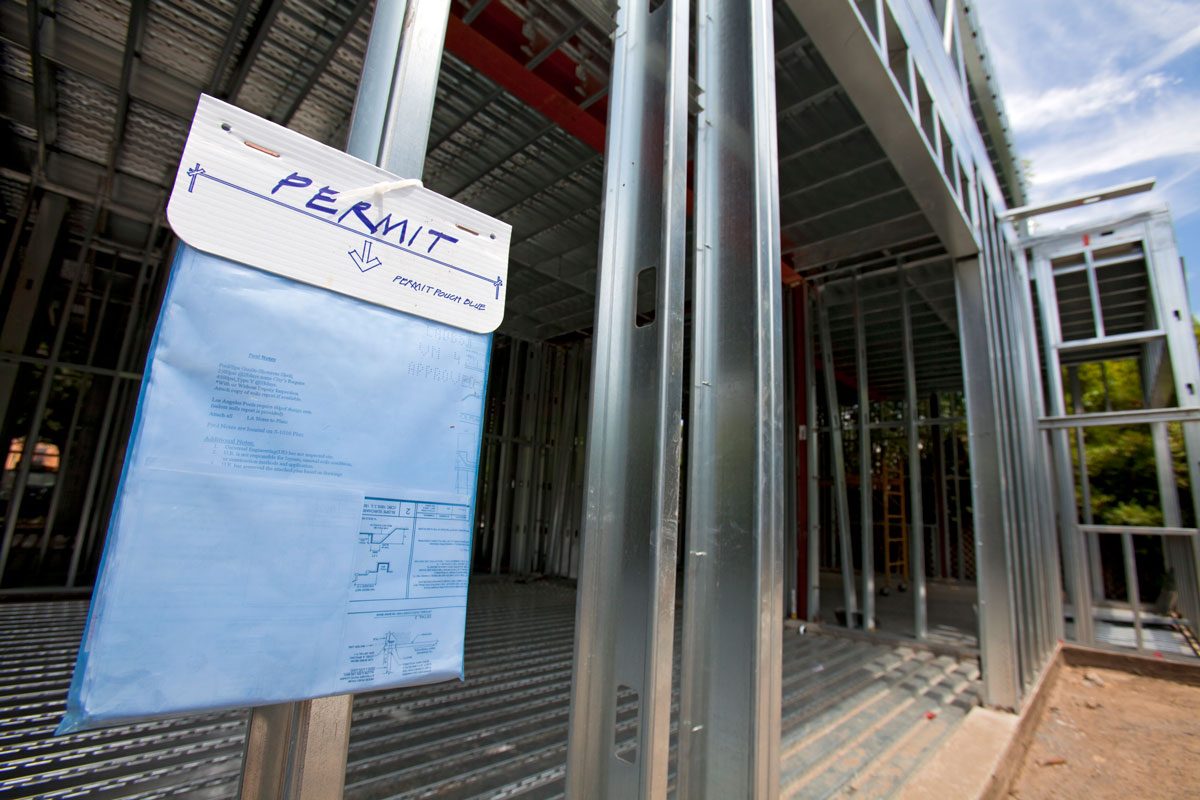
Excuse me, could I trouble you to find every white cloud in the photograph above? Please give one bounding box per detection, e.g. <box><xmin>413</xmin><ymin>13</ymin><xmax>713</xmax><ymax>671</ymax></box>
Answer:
<box><xmin>1006</xmin><ymin>72</ymin><xmax>1172</xmax><ymax>132</ymax></box>
<box><xmin>974</xmin><ymin>0</ymin><xmax>1200</xmax><ymax>105</ymax></box>
<box><xmin>1022</xmin><ymin>93</ymin><xmax>1200</xmax><ymax>187</ymax></box>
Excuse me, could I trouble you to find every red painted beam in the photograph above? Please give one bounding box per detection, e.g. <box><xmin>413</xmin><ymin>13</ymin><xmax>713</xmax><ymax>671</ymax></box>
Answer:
<box><xmin>444</xmin><ymin>15</ymin><xmax>606</xmax><ymax>153</ymax></box>
<box><xmin>447</xmin><ymin>10</ymin><xmax>804</xmax><ymax>288</ymax></box>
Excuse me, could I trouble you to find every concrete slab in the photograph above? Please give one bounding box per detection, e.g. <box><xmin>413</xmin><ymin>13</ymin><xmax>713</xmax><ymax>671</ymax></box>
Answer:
<box><xmin>895</xmin><ymin>706</ymin><xmax>1018</xmax><ymax>800</ymax></box>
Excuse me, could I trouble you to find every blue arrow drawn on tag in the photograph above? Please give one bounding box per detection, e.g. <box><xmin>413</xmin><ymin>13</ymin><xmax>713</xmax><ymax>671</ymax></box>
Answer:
<box><xmin>348</xmin><ymin>240</ymin><xmax>383</xmax><ymax>272</ymax></box>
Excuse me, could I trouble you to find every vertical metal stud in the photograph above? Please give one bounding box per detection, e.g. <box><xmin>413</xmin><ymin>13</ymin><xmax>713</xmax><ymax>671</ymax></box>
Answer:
<box><xmin>854</xmin><ymin>277</ymin><xmax>875</xmax><ymax>629</ymax></box>
<box><xmin>63</xmin><ymin>204</ymin><xmax>165</xmax><ymax>587</ymax></box>
<box><xmin>238</xmin><ymin>1</ymin><xmax>451</xmax><ymax>795</ymax></box>
<box><xmin>806</xmin><ymin>287</ymin><xmax>821</xmax><ymax>622</ymax></box>
<box><xmin>952</xmin><ymin>423</ymin><xmax>965</xmax><ymax>582</ymax></box>
<box><xmin>1144</xmin><ymin>212</ymin><xmax>1200</xmax><ymax>637</ymax></box>
<box><xmin>955</xmin><ymin>256</ymin><xmax>1021</xmax><ymax>710</ymax></box>
<box><xmin>1120</xmin><ymin>532</ymin><xmax>1144</xmax><ymax>652</ymax></box>
<box><xmin>0</xmin><ymin>192</ymin><xmax>68</xmax><ymax>445</ymax></box>
<box><xmin>899</xmin><ymin>273</ymin><xmax>927</xmax><ymax>639</ymax></box>
<box><xmin>1069</xmin><ymin>366</ymin><xmax>1104</xmax><ymax>601</ymax></box>
<box><xmin>547</xmin><ymin>349</ymin><xmax>583</xmax><ymax>574</ymax></box>
<box><xmin>679</xmin><ymin>0</ymin><xmax>783</xmax><ymax>795</ymax></box>
<box><xmin>783</xmin><ymin>291</ymin><xmax>799</xmax><ymax>618</ymax></box>
<box><xmin>489</xmin><ymin>342</ymin><xmax>521</xmax><ymax>573</ymax></box>
<box><xmin>817</xmin><ymin>292</ymin><xmax>859</xmax><ymax>625</ymax></box>
<box><xmin>932</xmin><ymin>395</ymin><xmax>951</xmax><ymax>582</ymax></box>
<box><xmin>1031</xmin><ymin>252</ymin><xmax>1093</xmax><ymax>645</ymax></box>
<box><xmin>565</xmin><ymin>0</ymin><xmax>688</xmax><ymax>795</ymax></box>
<box><xmin>2</xmin><ymin>194</ymin><xmax>101</xmax><ymax>584</ymax></box>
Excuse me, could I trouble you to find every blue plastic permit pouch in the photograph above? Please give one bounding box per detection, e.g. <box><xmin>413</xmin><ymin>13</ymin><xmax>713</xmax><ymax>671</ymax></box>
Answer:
<box><xmin>59</xmin><ymin>96</ymin><xmax>510</xmax><ymax>734</ymax></box>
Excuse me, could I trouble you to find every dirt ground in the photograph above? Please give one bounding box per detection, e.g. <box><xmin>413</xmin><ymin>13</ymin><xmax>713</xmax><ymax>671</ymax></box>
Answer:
<box><xmin>1009</xmin><ymin>664</ymin><xmax>1200</xmax><ymax>799</ymax></box>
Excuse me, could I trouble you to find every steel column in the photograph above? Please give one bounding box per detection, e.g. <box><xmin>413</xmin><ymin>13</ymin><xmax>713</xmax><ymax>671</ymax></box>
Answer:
<box><xmin>0</xmin><ymin>193</ymin><xmax>68</xmax><ymax>443</ymax></box>
<box><xmin>783</xmin><ymin>291</ymin><xmax>799</xmax><ymax>618</ymax></box>
<box><xmin>547</xmin><ymin>348</ymin><xmax>583</xmax><ymax>575</ymax></box>
<box><xmin>792</xmin><ymin>285</ymin><xmax>810</xmax><ymax>620</ymax></box>
<box><xmin>239</xmin><ymin>2</ymin><xmax>451</xmax><ymax>796</ymax></box>
<box><xmin>345</xmin><ymin>0</ymin><xmax>451</xmax><ymax>178</ymax></box>
<box><xmin>1070</xmin><ymin>366</ymin><xmax>1104</xmax><ymax>601</ymax></box>
<box><xmin>564</xmin><ymin>0</ymin><xmax>688</xmax><ymax>794</ymax></box>
<box><xmin>854</xmin><ymin>277</ymin><xmax>875</xmax><ymax>629</ymax></box>
<box><xmin>1031</xmin><ymin>251</ymin><xmax>1093</xmax><ymax>645</ymax></box>
<box><xmin>816</xmin><ymin>293</ymin><xmax>858</xmax><ymax>624</ymax></box>
<box><xmin>680</xmin><ymin>0</ymin><xmax>783</xmax><ymax>794</ymax></box>
<box><xmin>955</xmin><ymin>256</ymin><xmax>1020</xmax><ymax>709</ymax></box>
<box><xmin>489</xmin><ymin>343</ymin><xmax>521</xmax><ymax>573</ymax></box>
<box><xmin>1120</xmin><ymin>531</ymin><xmax>1144</xmax><ymax>652</ymax></box>
<box><xmin>58</xmin><ymin>208</ymin><xmax>162</xmax><ymax>582</ymax></box>
<box><xmin>238</xmin><ymin>697</ymin><xmax>354</xmax><ymax>800</ymax></box>
<box><xmin>1</xmin><ymin>195</ymin><xmax>96</xmax><ymax>584</ymax></box>
<box><xmin>0</xmin><ymin>186</ymin><xmax>35</xmax><ymax>308</ymax></box>
<box><xmin>509</xmin><ymin>343</ymin><xmax>544</xmax><ymax>573</ymax></box>
<box><xmin>899</xmin><ymin>274</ymin><xmax>927</xmax><ymax>639</ymax></box>
<box><xmin>1145</xmin><ymin>212</ymin><xmax>1200</xmax><ymax>634</ymax></box>
<box><xmin>806</xmin><ymin>287</ymin><xmax>821</xmax><ymax>622</ymax></box>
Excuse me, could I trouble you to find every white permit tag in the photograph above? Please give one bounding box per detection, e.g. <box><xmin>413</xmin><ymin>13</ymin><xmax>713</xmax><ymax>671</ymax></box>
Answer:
<box><xmin>167</xmin><ymin>94</ymin><xmax>511</xmax><ymax>333</ymax></box>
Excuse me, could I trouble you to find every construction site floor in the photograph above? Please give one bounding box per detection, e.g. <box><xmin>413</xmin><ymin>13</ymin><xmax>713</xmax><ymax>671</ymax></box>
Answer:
<box><xmin>1009</xmin><ymin>663</ymin><xmax>1200</xmax><ymax>798</ymax></box>
<box><xmin>817</xmin><ymin>570</ymin><xmax>980</xmax><ymax>649</ymax></box>
<box><xmin>1</xmin><ymin>578</ymin><xmax>980</xmax><ymax>799</ymax></box>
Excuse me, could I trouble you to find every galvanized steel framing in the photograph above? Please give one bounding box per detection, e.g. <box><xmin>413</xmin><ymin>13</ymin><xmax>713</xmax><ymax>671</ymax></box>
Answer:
<box><xmin>565</xmin><ymin>0</ymin><xmax>688</xmax><ymax>795</ymax></box>
<box><xmin>679</xmin><ymin>0</ymin><xmax>785</xmax><ymax>795</ymax></box>
<box><xmin>2</xmin><ymin>0</ymin><xmax>1197</xmax><ymax>796</ymax></box>
<box><xmin>1030</xmin><ymin>208</ymin><xmax>1200</xmax><ymax>657</ymax></box>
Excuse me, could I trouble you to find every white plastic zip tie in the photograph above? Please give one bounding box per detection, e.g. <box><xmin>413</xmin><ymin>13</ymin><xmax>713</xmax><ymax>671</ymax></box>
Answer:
<box><xmin>338</xmin><ymin>178</ymin><xmax>424</xmax><ymax>203</ymax></box>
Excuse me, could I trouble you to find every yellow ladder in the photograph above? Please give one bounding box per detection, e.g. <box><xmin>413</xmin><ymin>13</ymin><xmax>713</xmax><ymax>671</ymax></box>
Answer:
<box><xmin>880</xmin><ymin>450</ymin><xmax>908</xmax><ymax>593</ymax></box>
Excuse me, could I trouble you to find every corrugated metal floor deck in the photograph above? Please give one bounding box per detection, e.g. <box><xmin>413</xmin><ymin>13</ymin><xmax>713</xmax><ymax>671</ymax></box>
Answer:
<box><xmin>1</xmin><ymin>579</ymin><xmax>980</xmax><ymax>799</ymax></box>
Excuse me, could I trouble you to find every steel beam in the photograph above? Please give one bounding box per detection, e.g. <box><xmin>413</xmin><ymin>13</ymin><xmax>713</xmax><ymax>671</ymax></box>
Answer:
<box><xmin>680</xmin><ymin>0</ymin><xmax>783</xmax><ymax>795</ymax></box>
<box><xmin>223</xmin><ymin>0</ymin><xmax>286</xmax><ymax>102</ymax></box>
<box><xmin>205</xmin><ymin>0</ymin><xmax>257</xmax><ymax>95</ymax></box>
<box><xmin>1</xmin><ymin>4</ymin><xmax>194</xmax><ymax>120</ymax></box>
<box><xmin>565</xmin><ymin>0</ymin><xmax>688</xmax><ymax>794</ymax></box>
<box><xmin>444</xmin><ymin>15</ymin><xmax>606</xmax><ymax>154</ymax></box>
<box><xmin>787</xmin><ymin>212</ymin><xmax>929</xmax><ymax>271</ymax></box>
<box><xmin>783</xmin><ymin>0</ymin><xmax>979</xmax><ymax>260</ymax></box>
<box><xmin>1040</xmin><ymin>407</ymin><xmax>1200</xmax><ymax>429</ymax></box>
<box><xmin>25</xmin><ymin>0</ymin><xmax>59</xmax><ymax>172</ymax></box>
<box><xmin>1081</xmin><ymin>524</ymin><xmax>1199</xmax><ymax>538</ymax></box>
<box><xmin>276</xmin><ymin>0</ymin><xmax>373</xmax><ymax>124</ymax></box>
<box><xmin>104</xmin><ymin>0</ymin><xmax>150</xmax><ymax>188</ymax></box>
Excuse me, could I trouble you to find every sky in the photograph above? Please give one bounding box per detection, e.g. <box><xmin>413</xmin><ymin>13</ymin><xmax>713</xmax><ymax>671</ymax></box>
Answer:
<box><xmin>970</xmin><ymin>0</ymin><xmax>1200</xmax><ymax>312</ymax></box>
